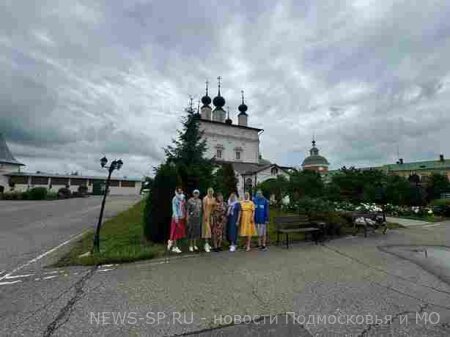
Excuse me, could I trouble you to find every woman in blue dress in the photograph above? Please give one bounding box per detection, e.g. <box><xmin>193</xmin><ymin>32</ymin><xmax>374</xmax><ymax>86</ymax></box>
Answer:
<box><xmin>226</xmin><ymin>192</ymin><xmax>241</xmax><ymax>252</ymax></box>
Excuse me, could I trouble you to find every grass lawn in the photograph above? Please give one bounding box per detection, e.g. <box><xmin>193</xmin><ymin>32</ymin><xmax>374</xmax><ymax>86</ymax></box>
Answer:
<box><xmin>53</xmin><ymin>200</ymin><xmax>166</xmax><ymax>267</ymax></box>
<box><xmin>54</xmin><ymin>203</ymin><xmax>405</xmax><ymax>267</ymax></box>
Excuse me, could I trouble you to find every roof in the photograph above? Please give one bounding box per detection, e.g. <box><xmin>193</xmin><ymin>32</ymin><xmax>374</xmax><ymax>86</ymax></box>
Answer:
<box><xmin>302</xmin><ymin>155</ymin><xmax>330</xmax><ymax>167</ymax></box>
<box><xmin>5</xmin><ymin>171</ymin><xmax>143</xmax><ymax>182</ymax></box>
<box><xmin>0</xmin><ymin>134</ymin><xmax>24</xmax><ymax>166</ymax></box>
<box><xmin>200</xmin><ymin>119</ymin><xmax>263</xmax><ymax>132</ymax></box>
<box><xmin>258</xmin><ymin>157</ymin><xmax>272</xmax><ymax>165</ymax></box>
<box><xmin>229</xmin><ymin>162</ymin><xmax>290</xmax><ymax>175</ymax></box>
<box><xmin>383</xmin><ymin>159</ymin><xmax>450</xmax><ymax>172</ymax></box>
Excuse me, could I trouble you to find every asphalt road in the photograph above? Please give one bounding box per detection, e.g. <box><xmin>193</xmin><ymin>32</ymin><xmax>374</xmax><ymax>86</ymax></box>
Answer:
<box><xmin>1</xmin><ymin>205</ymin><xmax>450</xmax><ymax>336</ymax></box>
<box><xmin>0</xmin><ymin>195</ymin><xmax>141</xmax><ymax>275</ymax></box>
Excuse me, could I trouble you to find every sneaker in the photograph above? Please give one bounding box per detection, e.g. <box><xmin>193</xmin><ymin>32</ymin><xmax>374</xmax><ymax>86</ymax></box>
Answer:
<box><xmin>172</xmin><ymin>247</ymin><xmax>182</xmax><ymax>254</ymax></box>
<box><xmin>229</xmin><ymin>245</ymin><xmax>236</xmax><ymax>252</ymax></box>
<box><xmin>260</xmin><ymin>246</ymin><xmax>268</xmax><ymax>251</ymax></box>
<box><xmin>189</xmin><ymin>246</ymin><xmax>194</xmax><ymax>252</ymax></box>
<box><xmin>167</xmin><ymin>240</ymin><xmax>173</xmax><ymax>251</ymax></box>
<box><xmin>193</xmin><ymin>246</ymin><xmax>199</xmax><ymax>251</ymax></box>
<box><xmin>204</xmin><ymin>243</ymin><xmax>211</xmax><ymax>253</ymax></box>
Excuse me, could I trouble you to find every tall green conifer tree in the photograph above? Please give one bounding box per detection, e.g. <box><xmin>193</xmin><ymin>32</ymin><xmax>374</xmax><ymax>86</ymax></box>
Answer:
<box><xmin>144</xmin><ymin>101</ymin><xmax>213</xmax><ymax>242</ymax></box>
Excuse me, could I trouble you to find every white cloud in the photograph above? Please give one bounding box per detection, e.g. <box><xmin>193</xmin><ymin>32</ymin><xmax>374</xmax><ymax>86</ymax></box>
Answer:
<box><xmin>1</xmin><ymin>0</ymin><xmax>450</xmax><ymax>177</ymax></box>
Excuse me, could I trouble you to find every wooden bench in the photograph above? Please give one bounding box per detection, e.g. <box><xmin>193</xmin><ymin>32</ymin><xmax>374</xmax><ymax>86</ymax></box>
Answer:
<box><xmin>274</xmin><ymin>215</ymin><xmax>325</xmax><ymax>249</ymax></box>
<box><xmin>352</xmin><ymin>212</ymin><xmax>388</xmax><ymax>237</ymax></box>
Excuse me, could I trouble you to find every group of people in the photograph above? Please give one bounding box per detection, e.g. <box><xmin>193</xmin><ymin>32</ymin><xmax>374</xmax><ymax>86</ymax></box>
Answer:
<box><xmin>167</xmin><ymin>187</ymin><xmax>269</xmax><ymax>253</ymax></box>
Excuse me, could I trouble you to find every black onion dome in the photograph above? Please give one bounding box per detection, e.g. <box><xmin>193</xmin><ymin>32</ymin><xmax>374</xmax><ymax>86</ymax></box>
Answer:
<box><xmin>201</xmin><ymin>95</ymin><xmax>211</xmax><ymax>105</ymax></box>
<box><xmin>238</xmin><ymin>103</ymin><xmax>248</xmax><ymax>113</ymax></box>
<box><xmin>213</xmin><ymin>95</ymin><xmax>225</xmax><ymax>107</ymax></box>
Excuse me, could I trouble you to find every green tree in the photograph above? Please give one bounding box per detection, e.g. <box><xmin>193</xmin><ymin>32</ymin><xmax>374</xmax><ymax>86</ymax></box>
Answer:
<box><xmin>288</xmin><ymin>170</ymin><xmax>324</xmax><ymax>203</ymax></box>
<box><xmin>144</xmin><ymin>104</ymin><xmax>214</xmax><ymax>242</ymax></box>
<box><xmin>327</xmin><ymin>167</ymin><xmax>365</xmax><ymax>203</ymax></box>
<box><xmin>143</xmin><ymin>163</ymin><xmax>180</xmax><ymax>242</ymax></box>
<box><xmin>257</xmin><ymin>175</ymin><xmax>289</xmax><ymax>206</ymax></box>
<box><xmin>425</xmin><ymin>173</ymin><xmax>450</xmax><ymax>201</ymax></box>
<box><xmin>213</xmin><ymin>163</ymin><xmax>238</xmax><ymax>198</ymax></box>
<box><xmin>384</xmin><ymin>174</ymin><xmax>416</xmax><ymax>205</ymax></box>
<box><xmin>165</xmin><ymin>105</ymin><xmax>214</xmax><ymax>194</ymax></box>
<box><xmin>326</xmin><ymin>167</ymin><xmax>385</xmax><ymax>203</ymax></box>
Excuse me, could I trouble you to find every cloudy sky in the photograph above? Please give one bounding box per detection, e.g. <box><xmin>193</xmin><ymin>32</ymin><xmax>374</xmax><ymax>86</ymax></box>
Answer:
<box><xmin>1</xmin><ymin>0</ymin><xmax>450</xmax><ymax>178</ymax></box>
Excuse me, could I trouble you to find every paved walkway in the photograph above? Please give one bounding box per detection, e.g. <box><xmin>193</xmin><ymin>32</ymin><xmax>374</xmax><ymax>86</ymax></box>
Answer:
<box><xmin>2</xmin><ymin>219</ymin><xmax>450</xmax><ymax>336</ymax></box>
<box><xmin>0</xmin><ymin>195</ymin><xmax>141</xmax><ymax>277</ymax></box>
<box><xmin>386</xmin><ymin>216</ymin><xmax>432</xmax><ymax>227</ymax></box>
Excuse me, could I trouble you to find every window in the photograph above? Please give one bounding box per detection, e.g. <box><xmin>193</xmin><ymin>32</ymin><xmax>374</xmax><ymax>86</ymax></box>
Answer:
<box><xmin>109</xmin><ymin>180</ymin><xmax>120</xmax><ymax>187</ymax></box>
<box><xmin>121</xmin><ymin>180</ymin><xmax>136</xmax><ymax>188</ymax></box>
<box><xmin>52</xmin><ymin>177</ymin><xmax>69</xmax><ymax>185</ymax></box>
<box><xmin>10</xmin><ymin>176</ymin><xmax>28</xmax><ymax>184</ymax></box>
<box><xmin>70</xmin><ymin>178</ymin><xmax>88</xmax><ymax>186</ymax></box>
<box><xmin>236</xmin><ymin>151</ymin><xmax>241</xmax><ymax>160</ymax></box>
<box><xmin>216</xmin><ymin>149</ymin><xmax>222</xmax><ymax>159</ymax></box>
<box><xmin>271</xmin><ymin>167</ymin><xmax>279</xmax><ymax>175</ymax></box>
<box><xmin>31</xmin><ymin>176</ymin><xmax>49</xmax><ymax>185</ymax></box>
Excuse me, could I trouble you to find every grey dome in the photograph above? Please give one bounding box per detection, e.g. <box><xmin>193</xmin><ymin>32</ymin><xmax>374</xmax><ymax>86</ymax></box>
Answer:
<box><xmin>301</xmin><ymin>140</ymin><xmax>329</xmax><ymax>167</ymax></box>
<box><xmin>302</xmin><ymin>155</ymin><xmax>329</xmax><ymax>167</ymax></box>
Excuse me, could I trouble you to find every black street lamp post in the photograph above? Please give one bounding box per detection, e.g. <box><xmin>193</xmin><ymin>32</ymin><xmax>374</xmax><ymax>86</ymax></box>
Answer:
<box><xmin>92</xmin><ymin>156</ymin><xmax>123</xmax><ymax>253</ymax></box>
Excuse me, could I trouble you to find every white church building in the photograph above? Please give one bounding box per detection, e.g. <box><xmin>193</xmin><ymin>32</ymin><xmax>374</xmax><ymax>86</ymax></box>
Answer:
<box><xmin>197</xmin><ymin>79</ymin><xmax>291</xmax><ymax>196</ymax></box>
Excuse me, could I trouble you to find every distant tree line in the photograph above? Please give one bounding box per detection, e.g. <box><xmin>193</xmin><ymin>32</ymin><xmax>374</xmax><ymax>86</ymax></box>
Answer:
<box><xmin>257</xmin><ymin>167</ymin><xmax>450</xmax><ymax>207</ymax></box>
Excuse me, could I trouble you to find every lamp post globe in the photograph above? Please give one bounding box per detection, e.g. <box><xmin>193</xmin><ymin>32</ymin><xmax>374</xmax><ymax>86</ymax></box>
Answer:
<box><xmin>100</xmin><ymin>156</ymin><xmax>108</xmax><ymax>168</ymax></box>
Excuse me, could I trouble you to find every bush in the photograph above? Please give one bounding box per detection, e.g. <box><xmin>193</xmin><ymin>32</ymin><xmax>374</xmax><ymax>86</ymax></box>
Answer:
<box><xmin>257</xmin><ymin>175</ymin><xmax>289</xmax><ymax>206</ymax></box>
<box><xmin>57</xmin><ymin>187</ymin><xmax>72</xmax><ymax>199</ymax></box>
<box><xmin>323</xmin><ymin>212</ymin><xmax>350</xmax><ymax>236</ymax></box>
<box><xmin>1</xmin><ymin>191</ymin><xmax>23</xmax><ymax>200</ymax></box>
<box><xmin>46</xmin><ymin>191</ymin><xmax>58</xmax><ymax>200</ymax></box>
<box><xmin>28</xmin><ymin>187</ymin><xmax>48</xmax><ymax>200</ymax></box>
<box><xmin>430</xmin><ymin>199</ymin><xmax>450</xmax><ymax>217</ymax></box>
<box><xmin>212</xmin><ymin>163</ymin><xmax>238</xmax><ymax>198</ymax></box>
<box><xmin>288</xmin><ymin>170</ymin><xmax>324</xmax><ymax>203</ymax></box>
<box><xmin>144</xmin><ymin>163</ymin><xmax>180</xmax><ymax>243</ymax></box>
<box><xmin>78</xmin><ymin>185</ymin><xmax>88</xmax><ymax>197</ymax></box>
<box><xmin>294</xmin><ymin>197</ymin><xmax>334</xmax><ymax>216</ymax></box>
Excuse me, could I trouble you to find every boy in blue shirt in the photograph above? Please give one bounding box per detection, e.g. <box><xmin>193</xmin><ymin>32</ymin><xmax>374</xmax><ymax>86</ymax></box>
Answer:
<box><xmin>253</xmin><ymin>189</ymin><xmax>269</xmax><ymax>250</ymax></box>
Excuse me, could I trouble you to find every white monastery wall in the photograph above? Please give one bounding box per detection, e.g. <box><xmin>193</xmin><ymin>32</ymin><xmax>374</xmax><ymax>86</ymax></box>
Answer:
<box><xmin>200</xmin><ymin>121</ymin><xmax>260</xmax><ymax>164</ymax></box>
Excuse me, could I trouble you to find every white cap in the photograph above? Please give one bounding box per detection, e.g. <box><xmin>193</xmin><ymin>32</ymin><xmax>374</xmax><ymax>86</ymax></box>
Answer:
<box><xmin>193</xmin><ymin>189</ymin><xmax>200</xmax><ymax>194</ymax></box>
